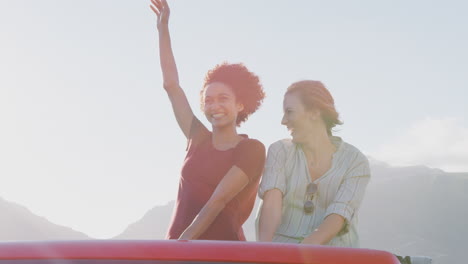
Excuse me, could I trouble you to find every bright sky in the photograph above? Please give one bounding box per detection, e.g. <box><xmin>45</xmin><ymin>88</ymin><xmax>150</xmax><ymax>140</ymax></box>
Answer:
<box><xmin>1</xmin><ymin>0</ymin><xmax>467</xmax><ymax>239</ymax></box>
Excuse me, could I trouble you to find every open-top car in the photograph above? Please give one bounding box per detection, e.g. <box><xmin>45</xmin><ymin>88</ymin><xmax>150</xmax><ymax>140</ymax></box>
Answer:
<box><xmin>0</xmin><ymin>240</ymin><xmax>399</xmax><ymax>264</ymax></box>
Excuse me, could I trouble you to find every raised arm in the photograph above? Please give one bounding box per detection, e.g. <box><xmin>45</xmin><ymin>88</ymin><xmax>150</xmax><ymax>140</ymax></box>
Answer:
<box><xmin>150</xmin><ymin>0</ymin><xmax>194</xmax><ymax>138</ymax></box>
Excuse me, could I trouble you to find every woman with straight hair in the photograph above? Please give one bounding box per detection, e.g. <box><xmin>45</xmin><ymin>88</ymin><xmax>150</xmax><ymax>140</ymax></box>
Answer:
<box><xmin>257</xmin><ymin>80</ymin><xmax>370</xmax><ymax>246</ymax></box>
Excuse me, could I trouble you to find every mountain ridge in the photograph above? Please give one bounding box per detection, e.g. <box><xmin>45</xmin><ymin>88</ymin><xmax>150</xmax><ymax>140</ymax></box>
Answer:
<box><xmin>2</xmin><ymin>162</ymin><xmax>466</xmax><ymax>263</ymax></box>
<box><xmin>0</xmin><ymin>196</ymin><xmax>89</xmax><ymax>240</ymax></box>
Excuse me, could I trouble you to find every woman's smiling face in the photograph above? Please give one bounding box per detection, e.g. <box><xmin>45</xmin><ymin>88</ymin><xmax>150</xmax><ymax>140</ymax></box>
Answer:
<box><xmin>281</xmin><ymin>92</ymin><xmax>319</xmax><ymax>143</ymax></box>
<box><xmin>202</xmin><ymin>82</ymin><xmax>243</xmax><ymax>128</ymax></box>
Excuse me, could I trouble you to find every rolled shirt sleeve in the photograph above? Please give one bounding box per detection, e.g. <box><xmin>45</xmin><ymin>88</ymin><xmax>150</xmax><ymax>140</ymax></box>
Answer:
<box><xmin>258</xmin><ymin>141</ymin><xmax>288</xmax><ymax>199</ymax></box>
<box><xmin>325</xmin><ymin>154</ymin><xmax>370</xmax><ymax>223</ymax></box>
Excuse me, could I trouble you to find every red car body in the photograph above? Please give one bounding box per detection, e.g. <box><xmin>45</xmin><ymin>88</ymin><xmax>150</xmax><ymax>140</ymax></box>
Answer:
<box><xmin>0</xmin><ymin>240</ymin><xmax>400</xmax><ymax>264</ymax></box>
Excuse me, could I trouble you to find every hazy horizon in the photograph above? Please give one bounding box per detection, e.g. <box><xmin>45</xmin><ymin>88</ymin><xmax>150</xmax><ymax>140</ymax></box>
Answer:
<box><xmin>1</xmin><ymin>160</ymin><xmax>465</xmax><ymax>241</ymax></box>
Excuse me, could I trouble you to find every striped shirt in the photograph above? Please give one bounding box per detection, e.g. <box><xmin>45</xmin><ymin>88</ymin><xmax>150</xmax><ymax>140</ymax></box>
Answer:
<box><xmin>257</xmin><ymin>137</ymin><xmax>370</xmax><ymax>247</ymax></box>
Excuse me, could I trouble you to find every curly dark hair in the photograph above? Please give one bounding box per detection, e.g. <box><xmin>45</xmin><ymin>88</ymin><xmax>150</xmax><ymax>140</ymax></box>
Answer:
<box><xmin>200</xmin><ymin>62</ymin><xmax>265</xmax><ymax>126</ymax></box>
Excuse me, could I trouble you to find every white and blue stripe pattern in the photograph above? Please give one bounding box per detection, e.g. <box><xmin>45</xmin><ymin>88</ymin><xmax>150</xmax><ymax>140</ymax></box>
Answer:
<box><xmin>257</xmin><ymin>137</ymin><xmax>370</xmax><ymax>247</ymax></box>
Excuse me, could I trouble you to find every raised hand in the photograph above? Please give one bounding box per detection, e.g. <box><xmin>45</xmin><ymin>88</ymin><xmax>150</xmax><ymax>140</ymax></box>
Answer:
<box><xmin>149</xmin><ymin>0</ymin><xmax>194</xmax><ymax>138</ymax></box>
<box><xmin>150</xmin><ymin>0</ymin><xmax>170</xmax><ymax>30</ymax></box>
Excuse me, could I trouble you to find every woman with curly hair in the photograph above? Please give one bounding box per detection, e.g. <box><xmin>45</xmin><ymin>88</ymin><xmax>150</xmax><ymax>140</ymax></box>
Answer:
<box><xmin>150</xmin><ymin>0</ymin><xmax>266</xmax><ymax>241</ymax></box>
